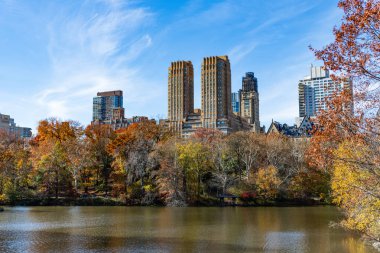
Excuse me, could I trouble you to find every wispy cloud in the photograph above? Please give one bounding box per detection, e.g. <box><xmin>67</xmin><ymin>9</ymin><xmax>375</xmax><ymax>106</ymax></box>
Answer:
<box><xmin>35</xmin><ymin>1</ymin><xmax>155</xmax><ymax>122</ymax></box>
<box><xmin>228</xmin><ymin>43</ymin><xmax>258</xmax><ymax>64</ymax></box>
<box><xmin>228</xmin><ymin>1</ymin><xmax>319</xmax><ymax>65</ymax></box>
<box><xmin>0</xmin><ymin>0</ymin><xmax>346</xmax><ymax>131</ymax></box>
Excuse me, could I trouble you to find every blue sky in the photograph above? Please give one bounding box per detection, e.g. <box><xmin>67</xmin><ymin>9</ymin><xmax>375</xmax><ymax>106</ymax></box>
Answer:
<box><xmin>0</xmin><ymin>0</ymin><xmax>343</xmax><ymax>132</ymax></box>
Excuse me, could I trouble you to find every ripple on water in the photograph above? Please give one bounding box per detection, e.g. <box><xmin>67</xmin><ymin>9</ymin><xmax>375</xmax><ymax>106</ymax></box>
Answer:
<box><xmin>263</xmin><ymin>231</ymin><xmax>307</xmax><ymax>253</ymax></box>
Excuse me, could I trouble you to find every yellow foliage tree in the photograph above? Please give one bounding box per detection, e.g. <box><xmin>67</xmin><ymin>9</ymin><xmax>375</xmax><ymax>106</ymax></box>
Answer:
<box><xmin>332</xmin><ymin>141</ymin><xmax>380</xmax><ymax>241</ymax></box>
<box><xmin>177</xmin><ymin>141</ymin><xmax>211</xmax><ymax>201</ymax></box>
<box><xmin>255</xmin><ymin>165</ymin><xmax>281</xmax><ymax>199</ymax></box>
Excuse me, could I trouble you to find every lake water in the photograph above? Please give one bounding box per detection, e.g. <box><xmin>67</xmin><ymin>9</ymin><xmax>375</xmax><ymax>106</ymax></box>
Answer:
<box><xmin>0</xmin><ymin>206</ymin><xmax>375</xmax><ymax>253</ymax></box>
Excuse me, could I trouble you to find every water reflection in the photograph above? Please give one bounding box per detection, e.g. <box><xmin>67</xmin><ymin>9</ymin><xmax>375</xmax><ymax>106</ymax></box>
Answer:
<box><xmin>0</xmin><ymin>206</ymin><xmax>375</xmax><ymax>253</ymax></box>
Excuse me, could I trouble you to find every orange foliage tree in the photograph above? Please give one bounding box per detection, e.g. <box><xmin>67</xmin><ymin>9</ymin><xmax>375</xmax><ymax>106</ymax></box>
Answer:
<box><xmin>309</xmin><ymin>0</ymin><xmax>380</xmax><ymax>241</ymax></box>
<box><xmin>31</xmin><ymin>118</ymin><xmax>82</xmax><ymax>199</ymax></box>
<box><xmin>84</xmin><ymin>124</ymin><xmax>115</xmax><ymax>194</ymax></box>
<box><xmin>309</xmin><ymin>0</ymin><xmax>379</xmax><ymax>170</ymax></box>
<box><xmin>107</xmin><ymin>120</ymin><xmax>166</xmax><ymax>198</ymax></box>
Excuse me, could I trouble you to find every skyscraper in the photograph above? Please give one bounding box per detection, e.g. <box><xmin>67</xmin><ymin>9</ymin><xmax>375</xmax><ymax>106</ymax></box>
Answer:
<box><xmin>231</xmin><ymin>92</ymin><xmax>240</xmax><ymax>115</ymax></box>
<box><xmin>298</xmin><ymin>66</ymin><xmax>352</xmax><ymax>117</ymax></box>
<box><xmin>168</xmin><ymin>61</ymin><xmax>194</xmax><ymax>133</ymax></box>
<box><xmin>201</xmin><ymin>55</ymin><xmax>232</xmax><ymax>133</ymax></box>
<box><xmin>167</xmin><ymin>56</ymin><xmax>250</xmax><ymax>137</ymax></box>
<box><xmin>93</xmin><ymin>90</ymin><xmax>124</xmax><ymax>123</ymax></box>
<box><xmin>239</xmin><ymin>72</ymin><xmax>260</xmax><ymax>132</ymax></box>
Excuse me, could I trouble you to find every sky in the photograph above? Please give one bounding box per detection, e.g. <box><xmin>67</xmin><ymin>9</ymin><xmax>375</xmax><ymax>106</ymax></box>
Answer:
<box><xmin>0</xmin><ymin>0</ymin><xmax>344</xmax><ymax>132</ymax></box>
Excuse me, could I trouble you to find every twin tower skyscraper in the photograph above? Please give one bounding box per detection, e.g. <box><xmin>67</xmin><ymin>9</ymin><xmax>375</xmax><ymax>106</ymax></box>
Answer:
<box><xmin>168</xmin><ymin>55</ymin><xmax>260</xmax><ymax>137</ymax></box>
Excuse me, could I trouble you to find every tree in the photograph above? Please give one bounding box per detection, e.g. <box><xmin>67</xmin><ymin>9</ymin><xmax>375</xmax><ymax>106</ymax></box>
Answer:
<box><xmin>255</xmin><ymin>165</ymin><xmax>281</xmax><ymax>200</ymax></box>
<box><xmin>108</xmin><ymin>120</ymin><xmax>163</xmax><ymax>198</ymax></box>
<box><xmin>309</xmin><ymin>0</ymin><xmax>380</xmax><ymax>241</ymax></box>
<box><xmin>209</xmin><ymin>138</ymin><xmax>237</xmax><ymax>195</ymax></box>
<box><xmin>155</xmin><ymin>137</ymin><xmax>187</xmax><ymax>206</ymax></box>
<box><xmin>332</xmin><ymin>141</ymin><xmax>380</xmax><ymax>241</ymax></box>
<box><xmin>177</xmin><ymin>141</ymin><xmax>211</xmax><ymax>201</ymax></box>
<box><xmin>0</xmin><ymin>130</ymin><xmax>32</xmax><ymax>203</ymax></box>
<box><xmin>227</xmin><ymin>132</ymin><xmax>264</xmax><ymax>181</ymax></box>
<box><xmin>311</xmin><ymin>0</ymin><xmax>380</xmax><ymax>86</ymax></box>
<box><xmin>31</xmin><ymin>118</ymin><xmax>82</xmax><ymax>199</ymax></box>
<box><xmin>193</xmin><ymin>128</ymin><xmax>223</xmax><ymax>143</ymax></box>
<box><xmin>309</xmin><ymin>0</ymin><xmax>379</xmax><ymax>160</ymax></box>
<box><xmin>225</xmin><ymin>132</ymin><xmax>247</xmax><ymax>181</ymax></box>
<box><xmin>266</xmin><ymin>135</ymin><xmax>291</xmax><ymax>176</ymax></box>
<box><xmin>84</xmin><ymin>124</ymin><xmax>115</xmax><ymax>194</ymax></box>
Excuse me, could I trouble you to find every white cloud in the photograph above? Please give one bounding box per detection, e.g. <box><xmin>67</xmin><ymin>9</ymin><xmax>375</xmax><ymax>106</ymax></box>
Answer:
<box><xmin>228</xmin><ymin>1</ymin><xmax>318</xmax><ymax>65</ymax></box>
<box><xmin>123</xmin><ymin>35</ymin><xmax>153</xmax><ymax>62</ymax></box>
<box><xmin>34</xmin><ymin>1</ymin><xmax>156</xmax><ymax>124</ymax></box>
<box><xmin>228</xmin><ymin>43</ymin><xmax>258</xmax><ymax>64</ymax></box>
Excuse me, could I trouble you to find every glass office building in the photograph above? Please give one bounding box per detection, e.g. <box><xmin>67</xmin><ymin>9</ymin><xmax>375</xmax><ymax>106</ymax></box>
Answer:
<box><xmin>92</xmin><ymin>90</ymin><xmax>123</xmax><ymax>123</ymax></box>
<box><xmin>231</xmin><ymin>92</ymin><xmax>240</xmax><ymax>114</ymax></box>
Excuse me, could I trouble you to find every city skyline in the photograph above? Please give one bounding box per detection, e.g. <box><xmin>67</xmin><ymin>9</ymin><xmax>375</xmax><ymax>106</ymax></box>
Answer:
<box><xmin>0</xmin><ymin>0</ymin><xmax>343</xmax><ymax>131</ymax></box>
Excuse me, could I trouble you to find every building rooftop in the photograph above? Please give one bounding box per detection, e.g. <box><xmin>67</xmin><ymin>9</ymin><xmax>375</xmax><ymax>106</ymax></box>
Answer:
<box><xmin>96</xmin><ymin>90</ymin><xmax>123</xmax><ymax>97</ymax></box>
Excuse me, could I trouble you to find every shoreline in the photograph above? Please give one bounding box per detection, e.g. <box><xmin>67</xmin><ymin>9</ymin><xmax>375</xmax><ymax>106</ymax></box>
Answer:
<box><xmin>0</xmin><ymin>197</ymin><xmax>328</xmax><ymax>208</ymax></box>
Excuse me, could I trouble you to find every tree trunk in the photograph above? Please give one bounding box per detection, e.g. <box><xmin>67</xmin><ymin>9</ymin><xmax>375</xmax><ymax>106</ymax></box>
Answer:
<box><xmin>55</xmin><ymin>168</ymin><xmax>59</xmax><ymax>200</ymax></box>
<box><xmin>182</xmin><ymin>172</ymin><xmax>187</xmax><ymax>201</ymax></box>
<box><xmin>197</xmin><ymin>174</ymin><xmax>201</xmax><ymax>199</ymax></box>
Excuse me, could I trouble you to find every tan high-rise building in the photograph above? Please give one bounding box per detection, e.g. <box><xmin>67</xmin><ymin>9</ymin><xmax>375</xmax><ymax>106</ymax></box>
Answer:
<box><xmin>239</xmin><ymin>72</ymin><xmax>260</xmax><ymax>132</ymax></box>
<box><xmin>168</xmin><ymin>61</ymin><xmax>194</xmax><ymax>133</ymax></box>
<box><xmin>201</xmin><ymin>55</ymin><xmax>232</xmax><ymax>133</ymax></box>
<box><xmin>167</xmin><ymin>56</ymin><xmax>251</xmax><ymax>137</ymax></box>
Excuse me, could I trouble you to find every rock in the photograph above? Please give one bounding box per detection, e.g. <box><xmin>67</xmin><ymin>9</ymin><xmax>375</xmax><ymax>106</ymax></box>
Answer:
<box><xmin>373</xmin><ymin>242</ymin><xmax>380</xmax><ymax>251</ymax></box>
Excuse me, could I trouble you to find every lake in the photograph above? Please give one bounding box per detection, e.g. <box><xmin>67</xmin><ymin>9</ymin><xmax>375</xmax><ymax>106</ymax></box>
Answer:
<box><xmin>0</xmin><ymin>206</ymin><xmax>375</xmax><ymax>252</ymax></box>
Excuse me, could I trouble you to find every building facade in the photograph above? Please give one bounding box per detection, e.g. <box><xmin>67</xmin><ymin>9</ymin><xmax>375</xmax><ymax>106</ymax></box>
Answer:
<box><xmin>201</xmin><ymin>55</ymin><xmax>232</xmax><ymax>133</ymax></box>
<box><xmin>168</xmin><ymin>61</ymin><xmax>194</xmax><ymax>132</ymax></box>
<box><xmin>93</xmin><ymin>90</ymin><xmax>124</xmax><ymax>123</ymax></box>
<box><xmin>298</xmin><ymin>66</ymin><xmax>352</xmax><ymax>117</ymax></box>
<box><xmin>0</xmin><ymin>113</ymin><xmax>32</xmax><ymax>138</ymax></box>
<box><xmin>239</xmin><ymin>72</ymin><xmax>260</xmax><ymax>132</ymax></box>
<box><xmin>167</xmin><ymin>56</ymin><xmax>251</xmax><ymax>137</ymax></box>
<box><xmin>231</xmin><ymin>92</ymin><xmax>240</xmax><ymax>115</ymax></box>
<box><xmin>267</xmin><ymin>117</ymin><xmax>312</xmax><ymax>139</ymax></box>
<box><xmin>92</xmin><ymin>90</ymin><xmax>151</xmax><ymax>130</ymax></box>
<box><xmin>107</xmin><ymin>116</ymin><xmax>151</xmax><ymax>131</ymax></box>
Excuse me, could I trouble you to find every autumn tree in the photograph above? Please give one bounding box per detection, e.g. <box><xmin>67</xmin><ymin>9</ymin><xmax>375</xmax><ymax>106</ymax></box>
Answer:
<box><xmin>265</xmin><ymin>135</ymin><xmax>292</xmax><ymax>179</ymax></box>
<box><xmin>209</xmin><ymin>137</ymin><xmax>238</xmax><ymax>195</ymax></box>
<box><xmin>226</xmin><ymin>132</ymin><xmax>265</xmax><ymax>181</ymax></box>
<box><xmin>309</xmin><ymin>0</ymin><xmax>379</xmax><ymax>169</ymax></box>
<box><xmin>332</xmin><ymin>141</ymin><xmax>380</xmax><ymax>241</ymax></box>
<box><xmin>0</xmin><ymin>130</ymin><xmax>32</xmax><ymax>203</ymax></box>
<box><xmin>154</xmin><ymin>137</ymin><xmax>187</xmax><ymax>206</ymax></box>
<box><xmin>31</xmin><ymin>118</ymin><xmax>82</xmax><ymax>199</ymax></box>
<box><xmin>192</xmin><ymin>128</ymin><xmax>223</xmax><ymax>143</ymax></box>
<box><xmin>255</xmin><ymin>165</ymin><xmax>281</xmax><ymax>200</ymax></box>
<box><xmin>108</xmin><ymin>120</ymin><xmax>164</xmax><ymax>199</ymax></box>
<box><xmin>310</xmin><ymin>0</ymin><xmax>380</xmax><ymax>241</ymax></box>
<box><xmin>84</xmin><ymin>124</ymin><xmax>115</xmax><ymax>194</ymax></box>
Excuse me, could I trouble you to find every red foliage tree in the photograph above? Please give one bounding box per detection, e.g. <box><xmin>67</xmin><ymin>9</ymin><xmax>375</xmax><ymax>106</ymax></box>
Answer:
<box><xmin>309</xmin><ymin>0</ymin><xmax>380</xmax><ymax>171</ymax></box>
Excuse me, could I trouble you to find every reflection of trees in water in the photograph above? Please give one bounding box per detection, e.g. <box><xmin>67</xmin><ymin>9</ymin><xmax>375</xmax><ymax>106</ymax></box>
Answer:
<box><xmin>0</xmin><ymin>207</ymin><xmax>376</xmax><ymax>253</ymax></box>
